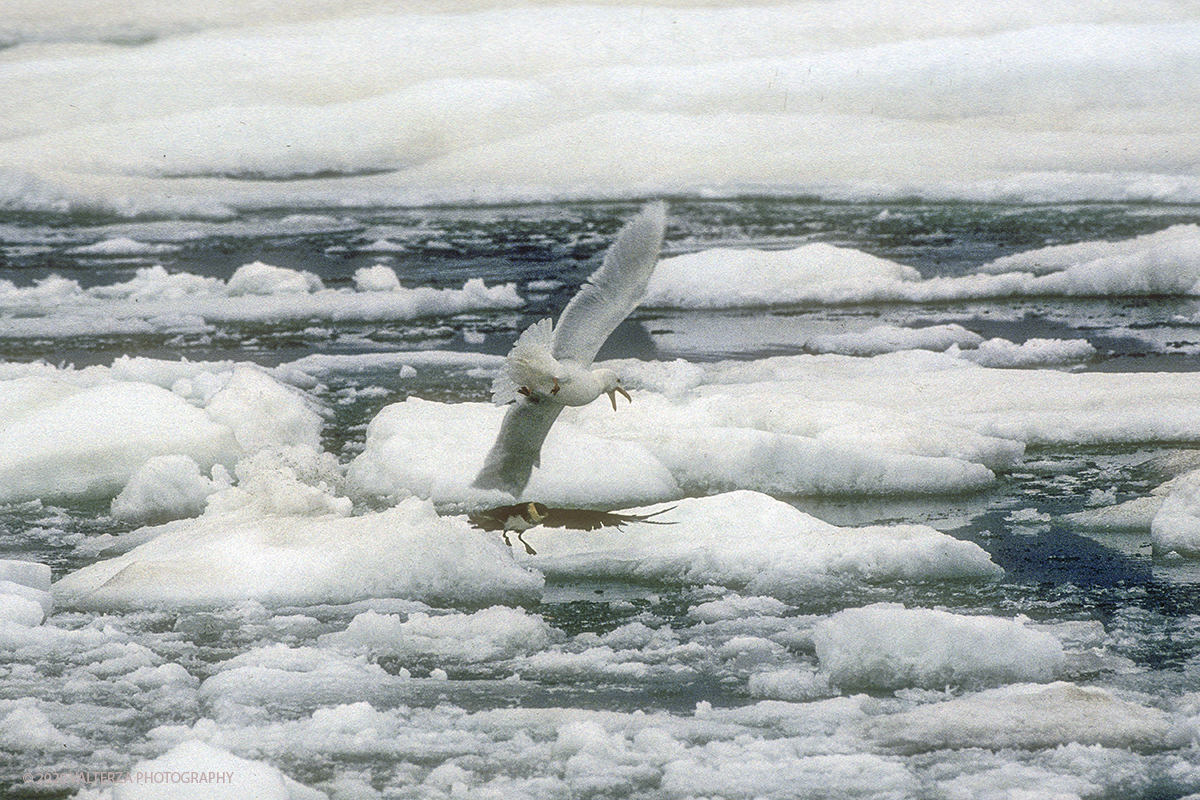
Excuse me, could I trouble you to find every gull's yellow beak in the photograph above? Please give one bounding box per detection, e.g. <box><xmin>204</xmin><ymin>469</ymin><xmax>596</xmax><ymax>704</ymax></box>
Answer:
<box><xmin>607</xmin><ymin>386</ymin><xmax>632</xmax><ymax>411</ymax></box>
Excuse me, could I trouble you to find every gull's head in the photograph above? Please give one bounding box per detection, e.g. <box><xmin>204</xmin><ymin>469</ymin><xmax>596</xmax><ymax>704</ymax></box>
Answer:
<box><xmin>595</xmin><ymin>368</ymin><xmax>632</xmax><ymax>411</ymax></box>
<box><xmin>526</xmin><ymin>502</ymin><xmax>549</xmax><ymax>523</ymax></box>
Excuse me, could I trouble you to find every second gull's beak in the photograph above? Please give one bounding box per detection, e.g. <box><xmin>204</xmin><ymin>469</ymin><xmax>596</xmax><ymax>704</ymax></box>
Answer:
<box><xmin>608</xmin><ymin>386</ymin><xmax>632</xmax><ymax>411</ymax></box>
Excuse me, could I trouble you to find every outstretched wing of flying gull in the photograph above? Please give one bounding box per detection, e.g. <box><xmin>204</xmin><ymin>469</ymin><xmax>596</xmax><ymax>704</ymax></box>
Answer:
<box><xmin>472</xmin><ymin>201</ymin><xmax>668</xmax><ymax>497</ymax></box>
<box><xmin>468</xmin><ymin>501</ymin><xmax>676</xmax><ymax>554</ymax></box>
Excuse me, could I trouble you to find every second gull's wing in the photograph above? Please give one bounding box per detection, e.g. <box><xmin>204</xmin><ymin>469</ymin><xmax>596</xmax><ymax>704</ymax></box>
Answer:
<box><xmin>551</xmin><ymin>201</ymin><xmax>667</xmax><ymax>366</ymax></box>
<box><xmin>471</xmin><ymin>399</ymin><xmax>565</xmax><ymax>497</ymax></box>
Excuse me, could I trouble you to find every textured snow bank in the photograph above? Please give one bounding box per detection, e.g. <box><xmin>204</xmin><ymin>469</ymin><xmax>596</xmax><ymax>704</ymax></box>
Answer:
<box><xmin>514</xmin><ymin>492</ymin><xmax>1000</xmax><ymax>599</ymax></box>
<box><xmin>646</xmin><ymin>225</ymin><xmax>1200</xmax><ymax>308</ymax></box>
<box><xmin>53</xmin><ymin>498</ymin><xmax>542</xmax><ymax>611</ymax></box>
<box><xmin>814</xmin><ymin>604</ymin><xmax>1064</xmax><ymax>690</ymax></box>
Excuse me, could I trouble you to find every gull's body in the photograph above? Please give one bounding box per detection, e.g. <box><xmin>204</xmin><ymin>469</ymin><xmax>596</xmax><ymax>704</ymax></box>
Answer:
<box><xmin>472</xmin><ymin>201</ymin><xmax>668</xmax><ymax>496</ymax></box>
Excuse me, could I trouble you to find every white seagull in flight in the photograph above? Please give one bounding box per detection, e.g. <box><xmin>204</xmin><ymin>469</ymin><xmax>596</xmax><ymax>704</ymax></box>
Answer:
<box><xmin>473</xmin><ymin>201</ymin><xmax>668</xmax><ymax>497</ymax></box>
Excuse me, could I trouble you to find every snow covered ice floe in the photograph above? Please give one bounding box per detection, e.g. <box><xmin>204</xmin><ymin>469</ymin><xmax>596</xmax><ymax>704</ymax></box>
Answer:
<box><xmin>0</xmin><ymin>261</ymin><xmax>521</xmax><ymax>339</ymax></box>
<box><xmin>349</xmin><ymin>347</ymin><xmax>1200</xmax><ymax>506</ymax></box>
<box><xmin>813</xmin><ymin>604</ymin><xmax>1064</xmax><ymax>691</ymax></box>
<box><xmin>0</xmin><ymin>377</ymin><xmax>237</xmax><ymax>505</ymax></box>
<box><xmin>1151</xmin><ymin>467</ymin><xmax>1200</xmax><ymax>557</ymax></box>
<box><xmin>509</xmin><ymin>492</ymin><xmax>1001</xmax><ymax>598</ymax></box>
<box><xmin>75</xmin><ymin>739</ymin><xmax>326</xmax><ymax>800</ymax></box>
<box><xmin>346</xmin><ymin>397</ymin><xmax>681</xmax><ymax>508</ymax></box>
<box><xmin>863</xmin><ymin>682</ymin><xmax>1178</xmax><ymax>754</ymax></box>
<box><xmin>52</xmin><ymin>497</ymin><xmax>543</xmax><ymax>612</ymax></box>
<box><xmin>644</xmin><ymin>223</ymin><xmax>1200</xmax><ymax>307</ymax></box>
<box><xmin>804</xmin><ymin>323</ymin><xmax>984</xmax><ymax>356</ymax></box>
<box><xmin>1067</xmin><ymin>461</ymin><xmax>1200</xmax><ymax>557</ymax></box>
<box><xmin>0</xmin><ymin>358</ymin><xmax>320</xmax><ymax>506</ymax></box>
<box><xmin>4</xmin><ymin>4</ymin><xmax>1199</xmax><ymax>214</ymax></box>
<box><xmin>0</xmin><ymin>558</ymin><xmax>52</xmax><ymax>628</ymax></box>
<box><xmin>52</xmin><ymin>490</ymin><xmax>995</xmax><ymax>613</ymax></box>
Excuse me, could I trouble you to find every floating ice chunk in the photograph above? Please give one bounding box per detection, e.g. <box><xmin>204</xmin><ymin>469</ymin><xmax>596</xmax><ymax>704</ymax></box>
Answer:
<box><xmin>197</xmin><ymin>655</ymin><xmax>403</xmax><ymax>721</ymax></box>
<box><xmin>0</xmin><ymin>559</ymin><xmax>51</xmax><ymax>591</ymax></box>
<box><xmin>933</xmin><ymin>760</ymin><xmax>1103</xmax><ymax>800</ymax></box>
<box><xmin>92</xmin><ymin>265</ymin><xmax>222</xmax><ymax>302</ymax></box>
<box><xmin>0</xmin><ymin>267</ymin><xmax>522</xmax><ymax>336</ymax></box>
<box><xmin>0</xmin><ymin>580</ymin><xmax>52</xmax><ymax>620</ymax></box>
<box><xmin>0</xmin><ymin>592</ymin><xmax>46</xmax><ymax>627</ymax></box>
<box><xmin>865</xmin><ymin>682</ymin><xmax>1176</xmax><ymax>753</ymax></box>
<box><xmin>1151</xmin><ymin>467</ymin><xmax>1200</xmax><ymax>556</ymax></box>
<box><xmin>1066</xmin><ymin>495</ymin><xmax>1165</xmax><ymax>530</ymax></box>
<box><xmin>53</xmin><ymin>498</ymin><xmax>542</xmax><ymax>611</ymax></box>
<box><xmin>661</xmin><ymin>748</ymin><xmax>919</xmax><ymax>800</ymax></box>
<box><xmin>206</xmin><ymin>446</ymin><xmax>350</xmax><ymax>518</ymax></box>
<box><xmin>65</xmin><ymin>237</ymin><xmax>180</xmax><ymax>256</ymax></box>
<box><xmin>516</xmin><ymin>491</ymin><xmax>1001</xmax><ymax>599</ymax></box>
<box><xmin>0</xmin><ymin>698</ymin><xmax>84</xmax><ymax>751</ymax></box>
<box><xmin>645</xmin><ymin>224</ymin><xmax>1200</xmax><ymax>309</ymax></box>
<box><xmin>203</xmin><ymin>367</ymin><xmax>323</xmax><ymax>454</ymax></box>
<box><xmin>111</xmin><ymin>455</ymin><xmax>227</xmax><ymax>524</ymax></box>
<box><xmin>353</xmin><ymin>264</ymin><xmax>402</xmax><ymax>291</ymax></box>
<box><xmin>619</xmin><ymin>350</ymin><xmax>1200</xmax><ymax>449</ymax></box>
<box><xmin>104</xmin><ymin>739</ymin><xmax>326</xmax><ymax>800</ymax></box>
<box><xmin>146</xmin><ymin>313</ymin><xmax>214</xmax><ymax>334</ymax></box>
<box><xmin>690</xmin><ymin>595</ymin><xmax>793</xmax><ymax>623</ymax></box>
<box><xmin>579</xmin><ymin>366</ymin><xmax>1024</xmax><ymax>478</ymax></box>
<box><xmin>645</xmin><ymin>243</ymin><xmax>922</xmax><ymax>308</ymax></box>
<box><xmin>350</xmin><ymin>387</ymin><xmax>1002</xmax><ymax>505</ymax></box>
<box><xmin>813</xmin><ymin>604</ymin><xmax>1064</xmax><ymax>691</ymax></box>
<box><xmin>959</xmin><ymin>337</ymin><xmax>1097</xmax><ymax>368</ymax></box>
<box><xmin>347</xmin><ymin>397</ymin><xmax>678</xmax><ymax>507</ymax></box>
<box><xmin>0</xmin><ymin>377</ymin><xmax>238</xmax><ymax>504</ymax></box>
<box><xmin>805</xmin><ymin>324</ymin><xmax>984</xmax><ymax>356</ymax></box>
<box><xmin>128</xmin><ymin>662</ymin><xmax>200</xmax><ymax>690</ymax></box>
<box><xmin>746</xmin><ymin>666</ymin><xmax>831</xmax><ymax>701</ymax></box>
<box><xmin>356</xmin><ymin>239</ymin><xmax>407</xmax><ymax>253</ymax></box>
<box><xmin>320</xmin><ymin>606</ymin><xmax>556</xmax><ymax>662</ymax></box>
<box><xmin>226</xmin><ymin>261</ymin><xmax>322</xmax><ymax>295</ymax></box>
<box><xmin>644</xmin><ymin>424</ymin><xmax>996</xmax><ymax>496</ymax></box>
<box><xmin>979</xmin><ymin>224</ymin><xmax>1200</xmax><ymax>276</ymax></box>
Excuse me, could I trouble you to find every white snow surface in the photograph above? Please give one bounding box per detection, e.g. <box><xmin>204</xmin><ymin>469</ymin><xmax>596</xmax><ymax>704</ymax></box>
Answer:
<box><xmin>1152</xmin><ymin>467</ymin><xmax>1200</xmax><ymax>556</ymax></box>
<box><xmin>646</xmin><ymin>224</ymin><xmax>1200</xmax><ymax>308</ymax></box>
<box><xmin>0</xmin><ymin>262</ymin><xmax>520</xmax><ymax>338</ymax></box>
<box><xmin>814</xmin><ymin>604</ymin><xmax>1064</xmax><ymax>690</ymax></box>
<box><xmin>511</xmin><ymin>492</ymin><xmax>1001</xmax><ymax>597</ymax></box>
<box><xmin>0</xmin><ymin>361</ymin><xmax>318</xmax><ymax>505</ymax></box>
<box><xmin>2</xmin><ymin>1</ymin><xmax>1199</xmax><ymax>213</ymax></box>
<box><xmin>52</xmin><ymin>498</ymin><xmax>543</xmax><ymax>611</ymax></box>
<box><xmin>93</xmin><ymin>739</ymin><xmax>326</xmax><ymax>800</ymax></box>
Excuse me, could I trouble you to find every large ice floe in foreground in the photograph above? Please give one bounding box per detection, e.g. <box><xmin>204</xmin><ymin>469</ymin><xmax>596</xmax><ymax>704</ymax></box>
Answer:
<box><xmin>53</xmin><ymin>496</ymin><xmax>542</xmax><ymax>612</ymax></box>
<box><xmin>54</xmin><ymin>491</ymin><xmax>995</xmax><ymax>611</ymax></box>
<box><xmin>504</xmin><ymin>492</ymin><xmax>1000</xmax><ymax>599</ymax></box>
